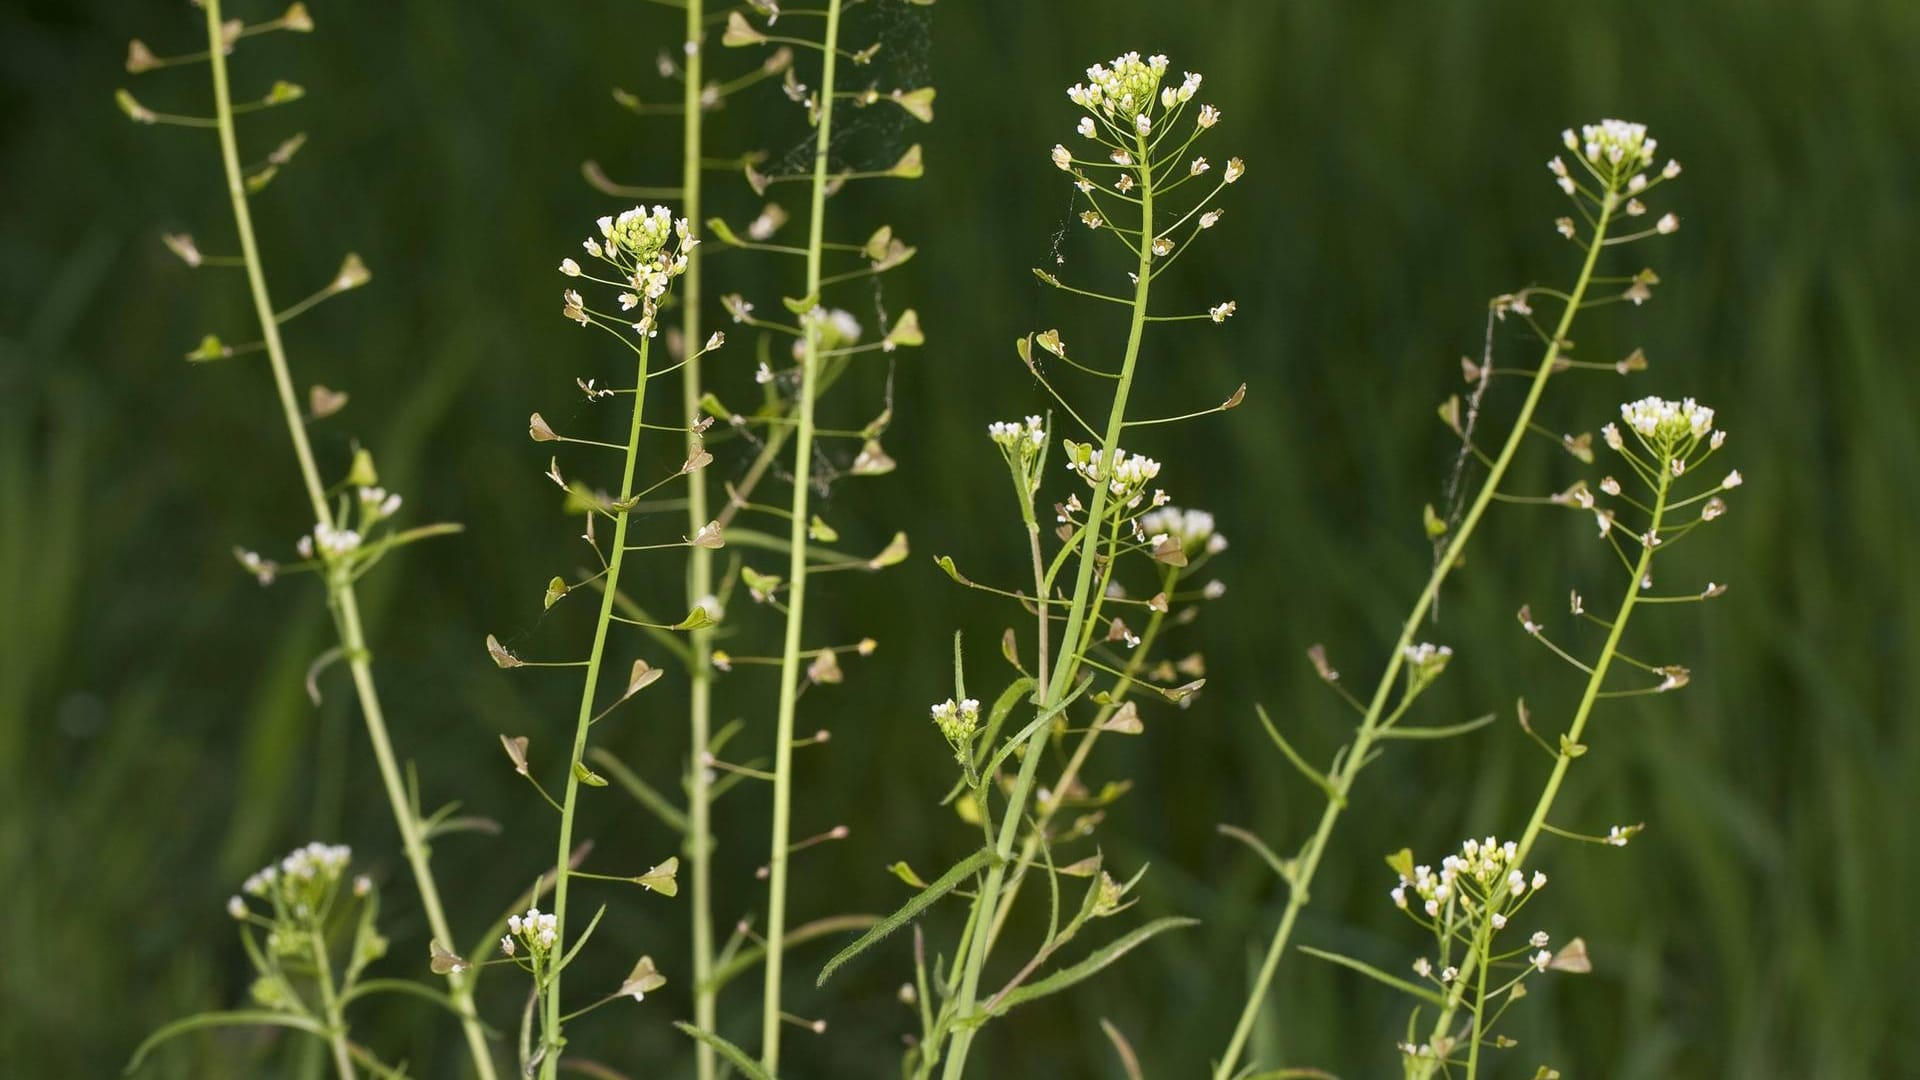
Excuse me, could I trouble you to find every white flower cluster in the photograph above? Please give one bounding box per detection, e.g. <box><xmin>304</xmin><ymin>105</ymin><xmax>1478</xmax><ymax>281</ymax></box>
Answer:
<box><xmin>298</xmin><ymin>522</ymin><xmax>363</xmax><ymax>561</ymax></box>
<box><xmin>506</xmin><ymin>906</ymin><xmax>559</xmax><ymax>955</ymax></box>
<box><xmin>1401</xmin><ymin>641</ymin><xmax>1454</xmax><ymax>690</ymax></box>
<box><xmin>237</xmin><ymin>841</ymin><xmax>353</xmax><ymax>919</ymax></box>
<box><xmin>1065</xmin><ymin>443</ymin><xmax>1163</xmax><ymax>504</ymax></box>
<box><xmin>357</xmin><ymin>485</ymin><xmax>403</xmax><ymax>521</ymax></box>
<box><xmin>929</xmin><ymin>697</ymin><xmax>981</xmax><ymax>749</ymax></box>
<box><xmin>988</xmin><ymin>415</ymin><xmax>1047</xmax><ymax>451</ymax></box>
<box><xmin>1621</xmin><ymin>395</ymin><xmax>1714</xmax><ymax>441</ymax></box>
<box><xmin>567</xmin><ymin>205</ymin><xmax>696</xmax><ymax>338</ymax></box>
<box><xmin>1390</xmin><ymin>836</ymin><xmax>1546</xmax><ymax>919</ymax></box>
<box><xmin>1067</xmin><ymin>51</ymin><xmax>1173</xmax><ymax>124</ymax></box>
<box><xmin>1565</xmin><ymin>119</ymin><xmax>1658</xmax><ymax>172</ymax></box>
<box><xmin>1138</xmin><ymin>506</ymin><xmax>1227</xmax><ymax>555</ymax></box>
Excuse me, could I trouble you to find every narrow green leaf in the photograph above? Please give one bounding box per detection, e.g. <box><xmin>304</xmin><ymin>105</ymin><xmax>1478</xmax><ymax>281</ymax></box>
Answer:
<box><xmin>673</xmin><ymin>1022</ymin><xmax>774</xmax><ymax>1080</ymax></box>
<box><xmin>1378</xmin><ymin>712</ymin><xmax>1497</xmax><ymax>741</ymax></box>
<box><xmin>817</xmin><ymin>847</ymin><xmax>996</xmax><ymax>986</ymax></box>
<box><xmin>982</xmin><ymin>677</ymin><xmax>1091</xmax><ymax>779</ymax></box>
<box><xmin>990</xmin><ymin>916</ymin><xmax>1199</xmax><ymax>1015</ymax></box>
<box><xmin>1297</xmin><ymin>945</ymin><xmax>1446</xmax><ymax>1007</ymax></box>
<box><xmin>1216</xmin><ymin>824</ymin><xmax>1294</xmax><ymax>889</ymax></box>
<box><xmin>1255</xmin><ymin>704</ymin><xmax>1340</xmax><ymax>804</ymax></box>
<box><xmin>127</xmin><ymin>1011</ymin><xmax>331</xmax><ymax>1072</ymax></box>
<box><xmin>587</xmin><ymin>747</ymin><xmax>689</xmax><ymax>835</ymax></box>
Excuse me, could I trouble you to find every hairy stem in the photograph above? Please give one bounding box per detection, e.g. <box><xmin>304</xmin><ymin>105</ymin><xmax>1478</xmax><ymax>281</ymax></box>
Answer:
<box><xmin>1213</xmin><ymin>191</ymin><xmax>1622</xmax><ymax>1080</ymax></box>
<box><xmin>540</xmin><ymin>339</ymin><xmax>654</xmax><ymax>1079</ymax></box>
<box><xmin>680</xmin><ymin>4</ymin><xmax>718</xmax><ymax>1078</ymax></box>
<box><xmin>939</xmin><ymin>126</ymin><xmax>1159</xmax><ymax>1080</ymax></box>
<box><xmin>761</xmin><ymin>0</ymin><xmax>841</xmax><ymax>1068</ymax></box>
<box><xmin>1409</xmin><ymin>462</ymin><xmax>1671</xmax><ymax>1077</ymax></box>
<box><xmin>201</xmin><ymin>5</ymin><xmax>496</xmax><ymax>1076</ymax></box>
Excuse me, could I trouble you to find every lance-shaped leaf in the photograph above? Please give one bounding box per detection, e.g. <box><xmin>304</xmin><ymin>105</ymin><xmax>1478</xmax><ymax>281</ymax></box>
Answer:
<box><xmin>817</xmin><ymin>846</ymin><xmax>997</xmax><ymax>986</ymax></box>
<box><xmin>127</xmin><ymin>1012</ymin><xmax>333</xmax><ymax>1072</ymax></box>
<box><xmin>1297</xmin><ymin>945</ymin><xmax>1446</xmax><ymax>1007</ymax></box>
<box><xmin>987</xmin><ymin>916</ymin><xmax>1200</xmax><ymax>1016</ymax></box>
<box><xmin>673</xmin><ymin>1024</ymin><xmax>774</xmax><ymax>1080</ymax></box>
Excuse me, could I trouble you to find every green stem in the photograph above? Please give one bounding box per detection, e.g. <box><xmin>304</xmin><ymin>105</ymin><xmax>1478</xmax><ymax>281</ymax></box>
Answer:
<box><xmin>1465</xmin><ymin>915</ymin><xmax>1492</xmax><ymax>1078</ymax></box>
<box><xmin>761</xmin><ymin>0</ymin><xmax>841</xmax><ymax>1069</ymax></box>
<box><xmin>201</xmin><ymin>6</ymin><xmax>496</xmax><ymax>1077</ymax></box>
<box><xmin>309</xmin><ymin>931</ymin><xmax>358</xmax><ymax>1080</ymax></box>
<box><xmin>983</xmin><ymin>567</ymin><xmax>1173</xmax><ymax>953</ymax></box>
<box><xmin>680</xmin><ymin>5</ymin><xmax>717</xmax><ymax>1079</ymax></box>
<box><xmin>539</xmin><ymin>337</ymin><xmax>654</xmax><ymax>1079</ymax></box>
<box><xmin>1212</xmin><ymin>190</ymin><xmax>1622</xmax><ymax>1080</ymax></box>
<box><xmin>1410</xmin><ymin>459</ymin><xmax>1671</xmax><ymax>1076</ymax></box>
<box><xmin>939</xmin><ymin>125</ymin><xmax>1159</xmax><ymax>1080</ymax></box>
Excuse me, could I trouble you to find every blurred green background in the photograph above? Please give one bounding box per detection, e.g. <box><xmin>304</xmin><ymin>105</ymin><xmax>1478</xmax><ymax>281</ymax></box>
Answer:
<box><xmin>4</xmin><ymin>0</ymin><xmax>1918</xmax><ymax>1076</ymax></box>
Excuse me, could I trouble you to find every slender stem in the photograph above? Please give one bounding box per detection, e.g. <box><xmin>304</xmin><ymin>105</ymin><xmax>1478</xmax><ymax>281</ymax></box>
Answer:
<box><xmin>539</xmin><ymin>337</ymin><xmax>653</xmax><ymax>1079</ymax></box>
<box><xmin>939</xmin><ymin>126</ymin><xmax>1159</xmax><ymax>1080</ymax></box>
<box><xmin>1408</xmin><ymin>462</ymin><xmax>1671</xmax><ymax>1076</ymax></box>
<box><xmin>1212</xmin><ymin>191</ymin><xmax>1622</xmax><ymax>1080</ymax></box>
<box><xmin>201</xmin><ymin>6</ymin><xmax>497</xmax><ymax>1077</ymax></box>
<box><xmin>761</xmin><ymin>0</ymin><xmax>841</xmax><ymax>1069</ymax></box>
<box><xmin>679</xmin><ymin>4</ymin><xmax>718</xmax><ymax>1077</ymax></box>
<box><xmin>309</xmin><ymin>932</ymin><xmax>358</xmax><ymax>1080</ymax></box>
<box><xmin>1465</xmin><ymin>915</ymin><xmax>1492</xmax><ymax>1077</ymax></box>
<box><xmin>983</xmin><ymin>566</ymin><xmax>1173</xmax><ymax>952</ymax></box>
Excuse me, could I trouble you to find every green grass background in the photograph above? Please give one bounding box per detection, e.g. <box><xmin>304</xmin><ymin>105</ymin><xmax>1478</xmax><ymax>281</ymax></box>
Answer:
<box><xmin>3</xmin><ymin>0</ymin><xmax>1917</xmax><ymax>1075</ymax></box>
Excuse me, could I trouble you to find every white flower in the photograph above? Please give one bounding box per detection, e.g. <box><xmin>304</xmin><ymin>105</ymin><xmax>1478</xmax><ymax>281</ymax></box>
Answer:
<box><xmin>1209</xmin><ymin>300</ymin><xmax>1237</xmax><ymax>323</ymax></box>
<box><xmin>1656</xmin><ymin>212</ymin><xmax>1680</xmax><ymax>234</ymax></box>
<box><xmin>1722</xmin><ymin>469</ymin><xmax>1743</xmax><ymax>488</ymax></box>
<box><xmin>1532</xmin><ymin>949</ymin><xmax>1552</xmax><ymax>971</ymax></box>
<box><xmin>1223</xmin><ymin>157</ymin><xmax>1245</xmax><ymax>183</ymax></box>
<box><xmin>1607</xmin><ymin>825</ymin><xmax>1633</xmax><ymax>846</ymax></box>
<box><xmin>1628</xmin><ymin>173</ymin><xmax>1648</xmax><ymax>194</ymax></box>
<box><xmin>559</xmin><ymin>258</ymin><xmax>581</xmax><ymax>276</ymax></box>
<box><xmin>1197</xmin><ymin>104</ymin><xmax>1220</xmax><ymax>128</ymax></box>
<box><xmin>1200</xmin><ymin>208</ymin><xmax>1223</xmax><ymax>229</ymax></box>
<box><xmin>1051</xmin><ymin>144</ymin><xmax>1072</xmax><ymax>171</ymax></box>
<box><xmin>227</xmin><ymin>895</ymin><xmax>247</xmax><ymax>919</ymax></box>
<box><xmin>1548</xmin><ymin>157</ymin><xmax>1568</xmax><ymax>178</ymax></box>
<box><xmin>1530</xmin><ymin>930</ymin><xmax>1551</xmax><ymax>948</ymax></box>
<box><xmin>755</xmin><ymin>362</ymin><xmax>774</xmax><ymax>384</ymax></box>
<box><xmin>1556</xmin><ymin>217</ymin><xmax>1576</xmax><ymax>238</ymax></box>
<box><xmin>500</xmin><ymin>935</ymin><xmax>516</xmax><ymax>957</ymax></box>
<box><xmin>1441</xmin><ymin>966</ymin><xmax>1459</xmax><ymax>983</ymax></box>
<box><xmin>1490</xmin><ymin>912</ymin><xmax>1507</xmax><ymax>930</ymax></box>
<box><xmin>704</xmin><ymin>331</ymin><xmax>725</xmax><ymax>351</ymax></box>
<box><xmin>1662</xmin><ymin>159</ymin><xmax>1683</xmax><ymax>179</ymax></box>
<box><xmin>1135</xmin><ymin>112</ymin><xmax>1152</xmax><ymax>135</ymax></box>
<box><xmin>1190</xmin><ymin>156</ymin><xmax>1210</xmax><ymax>176</ymax></box>
<box><xmin>1413</xmin><ymin>957</ymin><xmax>1432</xmax><ymax>977</ymax></box>
<box><xmin>1532</xmin><ymin>870</ymin><xmax>1548</xmax><ymax>890</ymax></box>
<box><xmin>1203</xmin><ymin>579</ymin><xmax>1226</xmax><ymax>599</ymax></box>
<box><xmin>1077</xmin><ymin>116</ymin><xmax>1096</xmax><ymax>138</ymax></box>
